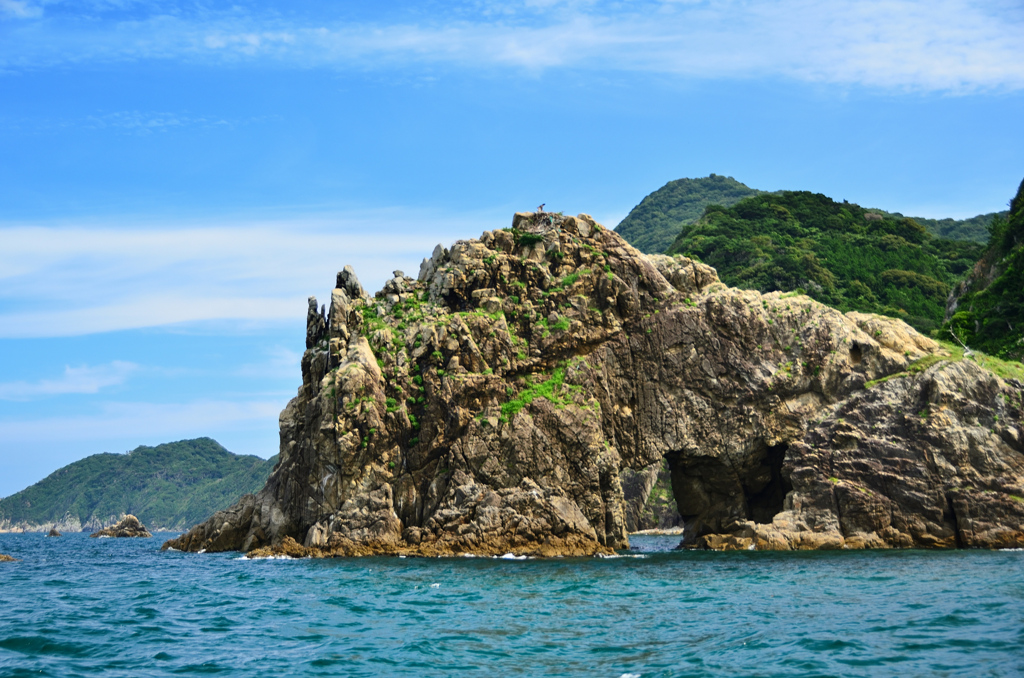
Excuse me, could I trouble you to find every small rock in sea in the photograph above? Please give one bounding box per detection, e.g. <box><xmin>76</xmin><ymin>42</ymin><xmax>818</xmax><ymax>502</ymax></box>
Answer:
<box><xmin>0</xmin><ymin>554</ymin><xmax>16</xmax><ymax>562</ymax></box>
<box><xmin>89</xmin><ymin>515</ymin><xmax>153</xmax><ymax>539</ymax></box>
<box><xmin>48</xmin><ymin>528</ymin><xmax>62</xmax><ymax>537</ymax></box>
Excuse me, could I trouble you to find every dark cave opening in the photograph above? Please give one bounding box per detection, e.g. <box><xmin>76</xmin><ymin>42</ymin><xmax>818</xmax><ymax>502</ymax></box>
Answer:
<box><xmin>849</xmin><ymin>343</ymin><xmax>863</xmax><ymax>365</ymax></box>
<box><xmin>744</xmin><ymin>444</ymin><xmax>792</xmax><ymax>524</ymax></box>
<box><xmin>658</xmin><ymin>442</ymin><xmax>793</xmax><ymax>545</ymax></box>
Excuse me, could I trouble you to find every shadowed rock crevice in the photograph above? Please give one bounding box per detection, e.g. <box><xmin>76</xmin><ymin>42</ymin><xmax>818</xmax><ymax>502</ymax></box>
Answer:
<box><xmin>744</xmin><ymin>444</ymin><xmax>792</xmax><ymax>525</ymax></box>
<box><xmin>668</xmin><ymin>442</ymin><xmax>793</xmax><ymax>545</ymax></box>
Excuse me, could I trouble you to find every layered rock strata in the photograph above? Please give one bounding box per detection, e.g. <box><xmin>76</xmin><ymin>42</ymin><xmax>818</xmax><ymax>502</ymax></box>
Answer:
<box><xmin>90</xmin><ymin>515</ymin><xmax>152</xmax><ymax>538</ymax></box>
<box><xmin>165</xmin><ymin>212</ymin><xmax>1024</xmax><ymax>556</ymax></box>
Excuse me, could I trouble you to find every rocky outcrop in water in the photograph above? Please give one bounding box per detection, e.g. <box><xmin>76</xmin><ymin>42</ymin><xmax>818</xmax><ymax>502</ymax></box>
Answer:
<box><xmin>164</xmin><ymin>211</ymin><xmax>1024</xmax><ymax>556</ymax></box>
<box><xmin>47</xmin><ymin>528</ymin><xmax>62</xmax><ymax>537</ymax></box>
<box><xmin>90</xmin><ymin>515</ymin><xmax>152</xmax><ymax>538</ymax></box>
<box><xmin>0</xmin><ymin>554</ymin><xmax>15</xmax><ymax>562</ymax></box>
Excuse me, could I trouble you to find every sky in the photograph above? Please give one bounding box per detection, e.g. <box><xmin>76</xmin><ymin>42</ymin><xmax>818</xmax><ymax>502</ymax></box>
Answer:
<box><xmin>1</xmin><ymin>0</ymin><xmax>1023</xmax><ymax>498</ymax></box>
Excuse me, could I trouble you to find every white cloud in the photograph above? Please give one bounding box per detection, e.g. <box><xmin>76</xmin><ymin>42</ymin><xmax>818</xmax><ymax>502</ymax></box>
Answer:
<box><xmin>0</xmin><ymin>0</ymin><xmax>1021</xmax><ymax>91</ymax></box>
<box><xmin>0</xmin><ymin>0</ymin><xmax>41</xmax><ymax>18</ymax></box>
<box><xmin>0</xmin><ymin>361</ymin><xmax>137</xmax><ymax>400</ymax></box>
<box><xmin>0</xmin><ymin>209</ymin><xmax>497</xmax><ymax>338</ymax></box>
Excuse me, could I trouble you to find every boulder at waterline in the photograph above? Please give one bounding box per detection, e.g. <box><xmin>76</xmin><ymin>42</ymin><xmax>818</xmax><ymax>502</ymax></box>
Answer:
<box><xmin>90</xmin><ymin>515</ymin><xmax>152</xmax><ymax>538</ymax></box>
<box><xmin>47</xmin><ymin>528</ymin><xmax>62</xmax><ymax>537</ymax></box>
<box><xmin>0</xmin><ymin>554</ymin><xmax>15</xmax><ymax>562</ymax></box>
<box><xmin>165</xmin><ymin>211</ymin><xmax>1024</xmax><ymax>557</ymax></box>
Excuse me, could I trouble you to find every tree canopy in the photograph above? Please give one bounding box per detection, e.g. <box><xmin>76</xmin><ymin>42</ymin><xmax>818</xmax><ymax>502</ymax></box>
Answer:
<box><xmin>665</xmin><ymin>191</ymin><xmax>984</xmax><ymax>334</ymax></box>
<box><xmin>614</xmin><ymin>174</ymin><xmax>761</xmax><ymax>254</ymax></box>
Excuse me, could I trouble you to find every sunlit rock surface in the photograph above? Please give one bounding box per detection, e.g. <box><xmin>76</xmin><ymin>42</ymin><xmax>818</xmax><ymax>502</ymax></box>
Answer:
<box><xmin>164</xmin><ymin>212</ymin><xmax>1024</xmax><ymax>556</ymax></box>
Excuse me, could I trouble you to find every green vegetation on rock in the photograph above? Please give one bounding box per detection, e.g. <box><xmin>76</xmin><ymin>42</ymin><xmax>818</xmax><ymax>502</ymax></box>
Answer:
<box><xmin>614</xmin><ymin>175</ymin><xmax>762</xmax><ymax>253</ymax></box>
<box><xmin>665</xmin><ymin>191</ymin><xmax>984</xmax><ymax>333</ymax></box>
<box><xmin>0</xmin><ymin>438</ymin><xmax>277</xmax><ymax>531</ymax></box>
<box><xmin>945</xmin><ymin>178</ymin><xmax>1024</xmax><ymax>361</ymax></box>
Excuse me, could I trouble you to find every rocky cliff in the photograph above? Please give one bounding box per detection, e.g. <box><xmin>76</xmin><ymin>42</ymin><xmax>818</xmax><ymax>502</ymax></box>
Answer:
<box><xmin>164</xmin><ymin>212</ymin><xmax>1024</xmax><ymax>556</ymax></box>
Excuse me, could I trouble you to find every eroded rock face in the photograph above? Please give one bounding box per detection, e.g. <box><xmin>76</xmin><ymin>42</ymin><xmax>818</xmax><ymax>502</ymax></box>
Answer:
<box><xmin>90</xmin><ymin>515</ymin><xmax>152</xmax><ymax>538</ymax></box>
<box><xmin>164</xmin><ymin>212</ymin><xmax>1024</xmax><ymax>556</ymax></box>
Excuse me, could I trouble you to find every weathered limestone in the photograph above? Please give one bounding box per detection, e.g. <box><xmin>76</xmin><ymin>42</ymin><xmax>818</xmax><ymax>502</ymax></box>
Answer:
<box><xmin>164</xmin><ymin>211</ymin><xmax>1024</xmax><ymax>557</ymax></box>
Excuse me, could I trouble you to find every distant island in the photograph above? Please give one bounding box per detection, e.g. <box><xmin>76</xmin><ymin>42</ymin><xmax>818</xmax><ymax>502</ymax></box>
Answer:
<box><xmin>0</xmin><ymin>438</ymin><xmax>277</xmax><ymax>533</ymax></box>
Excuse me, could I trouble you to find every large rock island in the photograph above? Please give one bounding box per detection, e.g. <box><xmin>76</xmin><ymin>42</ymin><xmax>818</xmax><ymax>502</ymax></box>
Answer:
<box><xmin>164</xmin><ymin>212</ymin><xmax>1024</xmax><ymax>557</ymax></box>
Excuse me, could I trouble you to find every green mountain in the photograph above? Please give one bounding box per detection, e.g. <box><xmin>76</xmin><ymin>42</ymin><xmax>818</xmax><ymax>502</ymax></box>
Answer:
<box><xmin>616</xmin><ymin>175</ymin><xmax>1007</xmax><ymax>254</ymax></box>
<box><xmin>945</xmin><ymin>178</ymin><xmax>1024</xmax><ymax>361</ymax></box>
<box><xmin>614</xmin><ymin>175</ymin><xmax>762</xmax><ymax>254</ymax></box>
<box><xmin>664</xmin><ymin>190</ymin><xmax>984</xmax><ymax>334</ymax></box>
<box><xmin>0</xmin><ymin>438</ymin><xmax>277</xmax><ymax>531</ymax></box>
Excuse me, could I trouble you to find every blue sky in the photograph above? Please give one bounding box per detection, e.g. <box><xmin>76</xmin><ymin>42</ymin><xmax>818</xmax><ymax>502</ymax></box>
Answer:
<box><xmin>1</xmin><ymin>0</ymin><xmax>1022</xmax><ymax>498</ymax></box>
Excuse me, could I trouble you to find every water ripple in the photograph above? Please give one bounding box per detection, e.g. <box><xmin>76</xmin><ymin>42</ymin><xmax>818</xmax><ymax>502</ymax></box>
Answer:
<box><xmin>2</xmin><ymin>534</ymin><xmax>1024</xmax><ymax>676</ymax></box>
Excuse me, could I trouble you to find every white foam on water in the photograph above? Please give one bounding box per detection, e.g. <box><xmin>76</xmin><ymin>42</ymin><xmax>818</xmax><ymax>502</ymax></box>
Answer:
<box><xmin>597</xmin><ymin>553</ymin><xmax>647</xmax><ymax>559</ymax></box>
<box><xmin>430</xmin><ymin>583</ymin><xmax>440</xmax><ymax>588</ymax></box>
<box><xmin>497</xmin><ymin>553</ymin><xmax>529</xmax><ymax>560</ymax></box>
<box><xmin>620</xmin><ymin>673</ymin><xmax>642</xmax><ymax>678</ymax></box>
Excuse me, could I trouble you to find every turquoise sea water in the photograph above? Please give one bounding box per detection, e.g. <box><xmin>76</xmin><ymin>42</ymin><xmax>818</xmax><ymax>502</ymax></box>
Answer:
<box><xmin>1</xmin><ymin>533</ymin><xmax>1022</xmax><ymax>677</ymax></box>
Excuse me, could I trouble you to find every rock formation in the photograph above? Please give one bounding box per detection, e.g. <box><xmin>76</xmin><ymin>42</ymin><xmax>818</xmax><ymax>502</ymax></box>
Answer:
<box><xmin>164</xmin><ymin>212</ymin><xmax>1024</xmax><ymax>556</ymax></box>
<box><xmin>47</xmin><ymin>528</ymin><xmax>62</xmax><ymax>537</ymax></box>
<box><xmin>90</xmin><ymin>515</ymin><xmax>152</xmax><ymax>538</ymax></box>
<box><xmin>0</xmin><ymin>554</ymin><xmax>15</xmax><ymax>562</ymax></box>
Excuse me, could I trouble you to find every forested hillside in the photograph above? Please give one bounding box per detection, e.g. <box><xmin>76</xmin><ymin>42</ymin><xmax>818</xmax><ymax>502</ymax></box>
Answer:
<box><xmin>946</xmin><ymin>179</ymin><xmax>1024</xmax><ymax>360</ymax></box>
<box><xmin>617</xmin><ymin>175</ymin><xmax>1006</xmax><ymax>255</ymax></box>
<box><xmin>903</xmin><ymin>211</ymin><xmax>1009</xmax><ymax>244</ymax></box>
<box><xmin>614</xmin><ymin>175</ymin><xmax>761</xmax><ymax>253</ymax></box>
<box><xmin>0</xmin><ymin>438</ymin><xmax>277</xmax><ymax>531</ymax></box>
<box><xmin>665</xmin><ymin>191</ymin><xmax>984</xmax><ymax>333</ymax></box>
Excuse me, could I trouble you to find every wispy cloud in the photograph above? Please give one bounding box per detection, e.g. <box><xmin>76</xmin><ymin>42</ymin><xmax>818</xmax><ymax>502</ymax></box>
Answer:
<box><xmin>0</xmin><ymin>0</ymin><xmax>41</xmax><ymax>19</ymax></box>
<box><xmin>0</xmin><ymin>209</ymin><xmax>493</xmax><ymax>338</ymax></box>
<box><xmin>0</xmin><ymin>110</ymin><xmax>281</xmax><ymax>135</ymax></box>
<box><xmin>1</xmin><ymin>0</ymin><xmax>1021</xmax><ymax>92</ymax></box>
<box><xmin>0</xmin><ymin>360</ymin><xmax>137</xmax><ymax>400</ymax></box>
<box><xmin>0</xmin><ymin>398</ymin><xmax>282</xmax><ymax>442</ymax></box>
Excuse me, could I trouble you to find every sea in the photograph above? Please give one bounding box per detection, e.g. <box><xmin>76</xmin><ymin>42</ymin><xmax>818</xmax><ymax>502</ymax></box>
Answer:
<box><xmin>1</xmin><ymin>532</ymin><xmax>1022</xmax><ymax>677</ymax></box>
